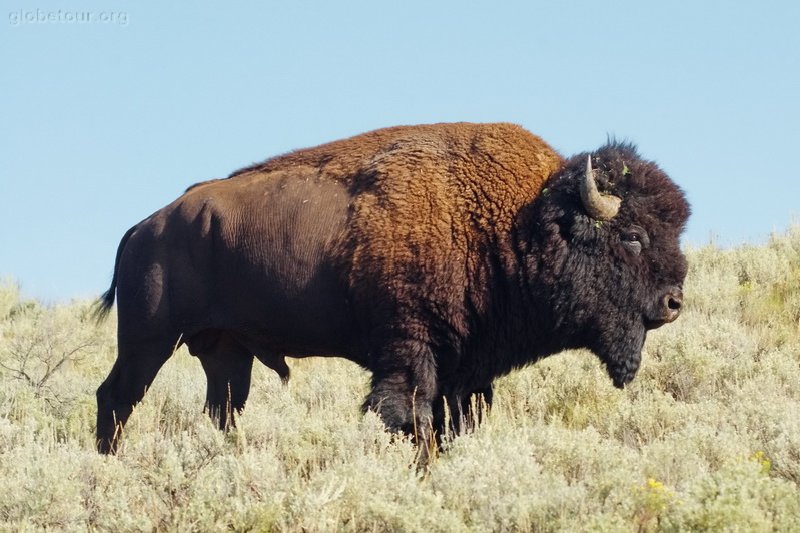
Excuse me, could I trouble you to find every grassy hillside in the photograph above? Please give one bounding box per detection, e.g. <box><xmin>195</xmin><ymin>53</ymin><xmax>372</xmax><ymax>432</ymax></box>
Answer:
<box><xmin>1</xmin><ymin>227</ymin><xmax>799</xmax><ymax>532</ymax></box>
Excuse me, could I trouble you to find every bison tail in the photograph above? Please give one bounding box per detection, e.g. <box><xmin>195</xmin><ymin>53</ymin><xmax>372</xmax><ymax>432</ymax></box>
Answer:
<box><xmin>93</xmin><ymin>224</ymin><xmax>138</xmax><ymax>324</ymax></box>
<box><xmin>93</xmin><ymin>287</ymin><xmax>116</xmax><ymax>324</ymax></box>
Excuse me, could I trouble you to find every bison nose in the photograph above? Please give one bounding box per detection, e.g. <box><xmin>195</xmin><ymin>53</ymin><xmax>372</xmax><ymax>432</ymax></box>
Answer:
<box><xmin>662</xmin><ymin>287</ymin><xmax>683</xmax><ymax>323</ymax></box>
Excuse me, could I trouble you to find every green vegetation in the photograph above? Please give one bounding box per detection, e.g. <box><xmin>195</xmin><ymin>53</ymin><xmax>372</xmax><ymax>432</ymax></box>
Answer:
<box><xmin>1</xmin><ymin>227</ymin><xmax>799</xmax><ymax>531</ymax></box>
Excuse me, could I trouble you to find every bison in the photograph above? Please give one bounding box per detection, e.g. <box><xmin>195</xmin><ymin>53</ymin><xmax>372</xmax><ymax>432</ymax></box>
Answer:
<box><xmin>95</xmin><ymin>122</ymin><xmax>689</xmax><ymax>456</ymax></box>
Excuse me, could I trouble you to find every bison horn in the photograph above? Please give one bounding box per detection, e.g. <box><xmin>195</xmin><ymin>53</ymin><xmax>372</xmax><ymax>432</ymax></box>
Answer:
<box><xmin>581</xmin><ymin>155</ymin><xmax>622</xmax><ymax>220</ymax></box>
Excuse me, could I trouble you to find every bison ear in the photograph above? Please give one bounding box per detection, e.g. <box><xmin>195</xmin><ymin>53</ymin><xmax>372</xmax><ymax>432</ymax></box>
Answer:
<box><xmin>580</xmin><ymin>156</ymin><xmax>621</xmax><ymax>220</ymax></box>
<box><xmin>569</xmin><ymin>213</ymin><xmax>606</xmax><ymax>245</ymax></box>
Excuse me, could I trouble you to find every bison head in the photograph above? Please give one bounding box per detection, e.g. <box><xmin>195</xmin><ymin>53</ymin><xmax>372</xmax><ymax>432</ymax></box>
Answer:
<box><xmin>525</xmin><ymin>142</ymin><xmax>690</xmax><ymax>388</ymax></box>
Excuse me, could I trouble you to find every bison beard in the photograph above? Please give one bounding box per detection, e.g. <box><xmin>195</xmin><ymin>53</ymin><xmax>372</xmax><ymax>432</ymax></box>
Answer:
<box><xmin>94</xmin><ymin>123</ymin><xmax>690</xmax><ymax>457</ymax></box>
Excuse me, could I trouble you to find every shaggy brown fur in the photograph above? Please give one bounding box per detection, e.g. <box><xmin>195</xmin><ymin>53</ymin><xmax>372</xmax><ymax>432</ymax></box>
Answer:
<box><xmin>95</xmin><ymin>123</ymin><xmax>689</xmax><ymax>457</ymax></box>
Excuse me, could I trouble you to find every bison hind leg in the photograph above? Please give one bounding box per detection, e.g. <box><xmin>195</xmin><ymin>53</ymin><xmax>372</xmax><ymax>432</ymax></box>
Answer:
<box><xmin>186</xmin><ymin>330</ymin><xmax>255</xmax><ymax>430</ymax></box>
<box><xmin>96</xmin><ymin>336</ymin><xmax>178</xmax><ymax>454</ymax></box>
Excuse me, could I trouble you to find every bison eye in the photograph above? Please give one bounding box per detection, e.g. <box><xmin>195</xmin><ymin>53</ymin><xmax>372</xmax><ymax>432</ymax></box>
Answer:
<box><xmin>621</xmin><ymin>226</ymin><xmax>649</xmax><ymax>255</ymax></box>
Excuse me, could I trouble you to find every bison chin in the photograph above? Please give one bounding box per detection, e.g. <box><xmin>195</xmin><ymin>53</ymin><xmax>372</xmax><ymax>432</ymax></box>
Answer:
<box><xmin>606</xmin><ymin>356</ymin><xmax>641</xmax><ymax>389</ymax></box>
<box><xmin>596</xmin><ymin>325</ymin><xmax>646</xmax><ymax>389</ymax></box>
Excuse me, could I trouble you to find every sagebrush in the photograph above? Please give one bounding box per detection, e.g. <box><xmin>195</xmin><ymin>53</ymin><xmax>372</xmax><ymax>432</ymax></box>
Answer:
<box><xmin>1</xmin><ymin>227</ymin><xmax>799</xmax><ymax>531</ymax></box>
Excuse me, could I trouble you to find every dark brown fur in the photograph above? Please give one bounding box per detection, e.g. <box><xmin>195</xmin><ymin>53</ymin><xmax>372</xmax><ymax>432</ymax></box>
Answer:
<box><xmin>95</xmin><ymin>123</ymin><xmax>689</xmax><ymax>455</ymax></box>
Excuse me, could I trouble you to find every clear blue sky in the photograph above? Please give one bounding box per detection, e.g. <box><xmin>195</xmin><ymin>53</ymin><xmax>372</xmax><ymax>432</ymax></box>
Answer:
<box><xmin>2</xmin><ymin>1</ymin><xmax>798</xmax><ymax>302</ymax></box>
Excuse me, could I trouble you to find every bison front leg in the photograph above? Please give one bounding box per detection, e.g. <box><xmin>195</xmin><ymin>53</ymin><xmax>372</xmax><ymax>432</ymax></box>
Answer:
<box><xmin>465</xmin><ymin>383</ymin><xmax>493</xmax><ymax>427</ymax></box>
<box><xmin>434</xmin><ymin>383</ymin><xmax>493</xmax><ymax>441</ymax></box>
<box><xmin>363</xmin><ymin>339</ymin><xmax>438</xmax><ymax>461</ymax></box>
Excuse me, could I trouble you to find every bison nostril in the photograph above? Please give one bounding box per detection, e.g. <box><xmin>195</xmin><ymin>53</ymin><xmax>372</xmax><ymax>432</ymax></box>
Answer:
<box><xmin>662</xmin><ymin>288</ymin><xmax>683</xmax><ymax>318</ymax></box>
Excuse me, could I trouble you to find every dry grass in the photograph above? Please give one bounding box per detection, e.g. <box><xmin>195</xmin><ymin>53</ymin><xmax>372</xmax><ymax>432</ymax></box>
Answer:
<box><xmin>1</xmin><ymin>226</ymin><xmax>799</xmax><ymax>531</ymax></box>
